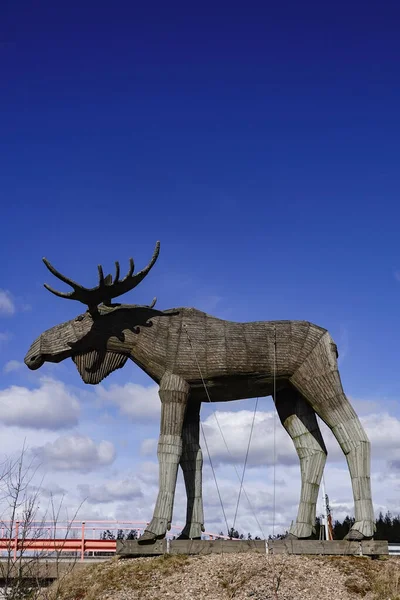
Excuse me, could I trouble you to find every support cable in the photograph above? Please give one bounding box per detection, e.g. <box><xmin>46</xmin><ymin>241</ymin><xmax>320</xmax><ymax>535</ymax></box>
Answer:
<box><xmin>199</xmin><ymin>421</ymin><xmax>230</xmax><ymax>536</ymax></box>
<box><xmin>184</xmin><ymin>325</ymin><xmax>266</xmax><ymax>538</ymax></box>
<box><xmin>232</xmin><ymin>396</ymin><xmax>259</xmax><ymax>532</ymax></box>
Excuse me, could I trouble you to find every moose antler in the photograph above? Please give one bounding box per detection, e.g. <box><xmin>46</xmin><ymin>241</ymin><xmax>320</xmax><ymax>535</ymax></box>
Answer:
<box><xmin>42</xmin><ymin>241</ymin><xmax>160</xmax><ymax>311</ymax></box>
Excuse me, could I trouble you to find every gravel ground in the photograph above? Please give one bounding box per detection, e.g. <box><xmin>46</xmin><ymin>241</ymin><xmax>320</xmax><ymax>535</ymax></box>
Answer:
<box><xmin>110</xmin><ymin>554</ymin><xmax>353</xmax><ymax>600</ymax></box>
<box><xmin>46</xmin><ymin>553</ymin><xmax>400</xmax><ymax>600</ymax></box>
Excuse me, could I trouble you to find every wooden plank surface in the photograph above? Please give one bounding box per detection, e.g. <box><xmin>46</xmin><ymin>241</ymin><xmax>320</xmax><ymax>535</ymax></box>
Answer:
<box><xmin>117</xmin><ymin>539</ymin><xmax>388</xmax><ymax>557</ymax></box>
<box><xmin>116</xmin><ymin>539</ymin><xmax>167</xmax><ymax>556</ymax></box>
<box><xmin>268</xmin><ymin>539</ymin><xmax>389</xmax><ymax>555</ymax></box>
<box><xmin>170</xmin><ymin>540</ymin><xmax>266</xmax><ymax>555</ymax></box>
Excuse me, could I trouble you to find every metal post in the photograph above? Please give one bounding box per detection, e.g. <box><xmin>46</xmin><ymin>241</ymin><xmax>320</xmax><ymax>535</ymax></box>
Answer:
<box><xmin>321</xmin><ymin>478</ymin><xmax>329</xmax><ymax>541</ymax></box>
<box><xmin>14</xmin><ymin>521</ymin><xmax>19</xmax><ymax>561</ymax></box>
<box><xmin>81</xmin><ymin>521</ymin><xmax>85</xmax><ymax>561</ymax></box>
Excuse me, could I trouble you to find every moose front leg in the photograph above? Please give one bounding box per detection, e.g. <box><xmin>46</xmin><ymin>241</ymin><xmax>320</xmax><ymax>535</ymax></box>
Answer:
<box><xmin>138</xmin><ymin>373</ymin><xmax>189</xmax><ymax>544</ymax></box>
<box><xmin>177</xmin><ymin>399</ymin><xmax>205</xmax><ymax>540</ymax></box>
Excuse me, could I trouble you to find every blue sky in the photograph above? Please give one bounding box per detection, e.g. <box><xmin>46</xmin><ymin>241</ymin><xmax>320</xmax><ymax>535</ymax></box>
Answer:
<box><xmin>1</xmin><ymin>1</ymin><xmax>400</xmax><ymax>536</ymax></box>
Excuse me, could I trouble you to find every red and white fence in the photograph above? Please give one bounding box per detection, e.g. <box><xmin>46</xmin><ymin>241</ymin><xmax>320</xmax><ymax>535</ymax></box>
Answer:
<box><xmin>0</xmin><ymin>521</ymin><xmax>233</xmax><ymax>561</ymax></box>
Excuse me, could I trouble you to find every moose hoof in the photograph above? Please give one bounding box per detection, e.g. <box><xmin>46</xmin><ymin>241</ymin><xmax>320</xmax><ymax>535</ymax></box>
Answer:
<box><xmin>344</xmin><ymin>530</ymin><xmax>366</xmax><ymax>541</ymax></box>
<box><xmin>344</xmin><ymin>529</ymin><xmax>373</xmax><ymax>541</ymax></box>
<box><xmin>178</xmin><ymin>522</ymin><xmax>204</xmax><ymax>540</ymax></box>
<box><xmin>288</xmin><ymin>522</ymin><xmax>316</xmax><ymax>540</ymax></box>
<box><xmin>137</xmin><ymin>530</ymin><xmax>165</xmax><ymax>545</ymax></box>
<box><xmin>344</xmin><ymin>520</ymin><xmax>375</xmax><ymax>541</ymax></box>
<box><xmin>286</xmin><ymin>532</ymin><xmax>317</xmax><ymax>541</ymax></box>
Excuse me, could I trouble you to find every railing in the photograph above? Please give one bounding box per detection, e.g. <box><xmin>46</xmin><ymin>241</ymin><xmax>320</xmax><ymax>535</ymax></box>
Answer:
<box><xmin>389</xmin><ymin>543</ymin><xmax>400</xmax><ymax>555</ymax></box>
<box><xmin>0</xmin><ymin>521</ymin><xmax>234</xmax><ymax>561</ymax></box>
<box><xmin>0</xmin><ymin>523</ymin><xmax>398</xmax><ymax>561</ymax></box>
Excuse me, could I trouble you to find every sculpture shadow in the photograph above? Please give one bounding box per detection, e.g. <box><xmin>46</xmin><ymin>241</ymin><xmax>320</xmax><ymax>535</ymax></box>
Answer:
<box><xmin>67</xmin><ymin>306</ymin><xmax>179</xmax><ymax>376</ymax></box>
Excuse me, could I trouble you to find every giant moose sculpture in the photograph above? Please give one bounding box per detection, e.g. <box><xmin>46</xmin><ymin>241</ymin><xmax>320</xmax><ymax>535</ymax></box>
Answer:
<box><xmin>25</xmin><ymin>242</ymin><xmax>375</xmax><ymax>542</ymax></box>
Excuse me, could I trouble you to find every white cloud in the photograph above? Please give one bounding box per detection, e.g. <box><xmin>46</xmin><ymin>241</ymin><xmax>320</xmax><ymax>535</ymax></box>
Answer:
<box><xmin>97</xmin><ymin>383</ymin><xmax>160</xmax><ymax>421</ymax></box>
<box><xmin>201</xmin><ymin>410</ymin><xmax>297</xmax><ymax>467</ymax></box>
<box><xmin>0</xmin><ymin>332</ymin><xmax>12</xmax><ymax>345</ymax></box>
<box><xmin>199</xmin><ymin>408</ymin><xmax>400</xmax><ymax>468</ymax></box>
<box><xmin>3</xmin><ymin>360</ymin><xmax>23</xmax><ymax>373</ymax></box>
<box><xmin>78</xmin><ymin>478</ymin><xmax>143</xmax><ymax>503</ymax></box>
<box><xmin>0</xmin><ymin>377</ymin><xmax>80</xmax><ymax>430</ymax></box>
<box><xmin>137</xmin><ymin>461</ymin><xmax>159</xmax><ymax>486</ymax></box>
<box><xmin>350</xmin><ymin>397</ymin><xmax>380</xmax><ymax>414</ymax></box>
<box><xmin>30</xmin><ymin>482</ymin><xmax>68</xmax><ymax>498</ymax></box>
<box><xmin>140</xmin><ymin>439</ymin><xmax>157</xmax><ymax>456</ymax></box>
<box><xmin>33</xmin><ymin>434</ymin><xmax>116</xmax><ymax>472</ymax></box>
<box><xmin>0</xmin><ymin>290</ymin><xmax>15</xmax><ymax>315</ymax></box>
<box><xmin>362</xmin><ymin>413</ymin><xmax>400</xmax><ymax>454</ymax></box>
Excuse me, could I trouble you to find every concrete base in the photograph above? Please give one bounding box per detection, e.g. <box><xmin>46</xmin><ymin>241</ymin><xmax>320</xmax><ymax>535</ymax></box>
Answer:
<box><xmin>116</xmin><ymin>538</ymin><xmax>388</xmax><ymax>557</ymax></box>
<box><xmin>117</xmin><ymin>539</ymin><xmax>167</xmax><ymax>556</ymax></box>
<box><xmin>170</xmin><ymin>540</ymin><xmax>266</xmax><ymax>555</ymax></box>
<box><xmin>269</xmin><ymin>539</ymin><xmax>388</xmax><ymax>556</ymax></box>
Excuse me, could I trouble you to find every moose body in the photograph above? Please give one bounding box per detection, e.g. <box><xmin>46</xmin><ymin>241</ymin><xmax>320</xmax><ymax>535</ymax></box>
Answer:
<box><xmin>25</xmin><ymin>243</ymin><xmax>376</xmax><ymax>542</ymax></box>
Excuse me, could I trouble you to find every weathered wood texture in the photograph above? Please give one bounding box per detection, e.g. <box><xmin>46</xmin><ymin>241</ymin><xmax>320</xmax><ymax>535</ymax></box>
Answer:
<box><xmin>268</xmin><ymin>539</ymin><xmax>388</xmax><ymax>556</ymax></box>
<box><xmin>143</xmin><ymin>373</ymin><xmax>190</xmax><ymax>538</ymax></box>
<box><xmin>132</xmin><ymin>311</ymin><xmax>328</xmax><ymax>398</ymax></box>
<box><xmin>275</xmin><ymin>387</ymin><xmax>327</xmax><ymax>539</ymax></box>
<box><xmin>170</xmin><ymin>539</ymin><xmax>267</xmax><ymax>555</ymax></box>
<box><xmin>116</xmin><ymin>539</ymin><xmax>388</xmax><ymax>557</ymax></box>
<box><xmin>179</xmin><ymin>399</ymin><xmax>204</xmax><ymax>539</ymax></box>
<box><xmin>117</xmin><ymin>539</ymin><xmax>167</xmax><ymax>556</ymax></box>
<box><xmin>25</xmin><ymin>244</ymin><xmax>376</xmax><ymax>544</ymax></box>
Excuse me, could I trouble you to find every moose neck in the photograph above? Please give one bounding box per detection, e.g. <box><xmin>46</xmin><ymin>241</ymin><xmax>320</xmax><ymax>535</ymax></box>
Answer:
<box><xmin>127</xmin><ymin>316</ymin><xmax>169</xmax><ymax>384</ymax></box>
<box><xmin>102</xmin><ymin>304</ymin><xmax>180</xmax><ymax>385</ymax></box>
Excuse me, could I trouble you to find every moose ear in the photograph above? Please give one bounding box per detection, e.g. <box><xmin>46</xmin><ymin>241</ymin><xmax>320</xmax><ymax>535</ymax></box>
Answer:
<box><xmin>72</xmin><ymin>350</ymin><xmax>128</xmax><ymax>384</ymax></box>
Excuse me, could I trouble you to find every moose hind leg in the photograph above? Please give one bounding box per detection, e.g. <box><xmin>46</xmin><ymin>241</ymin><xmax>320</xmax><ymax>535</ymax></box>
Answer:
<box><xmin>291</xmin><ymin>332</ymin><xmax>375</xmax><ymax>540</ymax></box>
<box><xmin>177</xmin><ymin>399</ymin><xmax>205</xmax><ymax>540</ymax></box>
<box><xmin>275</xmin><ymin>386</ymin><xmax>327</xmax><ymax>539</ymax></box>
<box><xmin>138</xmin><ymin>373</ymin><xmax>189</xmax><ymax>544</ymax></box>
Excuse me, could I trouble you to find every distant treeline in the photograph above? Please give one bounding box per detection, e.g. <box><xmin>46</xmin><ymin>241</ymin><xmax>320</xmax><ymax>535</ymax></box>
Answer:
<box><xmin>101</xmin><ymin>529</ymin><xmax>139</xmax><ymax>540</ymax></box>
<box><xmin>226</xmin><ymin>511</ymin><xmax>400</xmax><ymax>541</ymax></box>
<box><xmin>99</xmin><ymin>511</ymin><xmax>400</xmax><ymax>542</ymax></box>
<box><xmin>329</xmin><ymin>511</ymin><xmax>400</xmax><ymax>542</ymax></box>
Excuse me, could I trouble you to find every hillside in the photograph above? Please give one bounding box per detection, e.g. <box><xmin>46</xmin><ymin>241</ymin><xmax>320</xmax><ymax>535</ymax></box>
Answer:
<box><xmin>44</xmin><ymin>553</ymin><xmax>400</xmax><ymax>600</ymax></box>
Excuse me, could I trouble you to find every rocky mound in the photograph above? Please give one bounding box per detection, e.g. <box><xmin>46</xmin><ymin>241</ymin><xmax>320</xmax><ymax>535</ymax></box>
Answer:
<box><xmin>45</xmin><ymin>553</ymin><xmax>400</xmax><ymax>600</ymax></box>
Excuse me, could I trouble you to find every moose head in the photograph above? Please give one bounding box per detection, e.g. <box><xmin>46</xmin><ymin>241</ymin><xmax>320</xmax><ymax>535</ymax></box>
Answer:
<box><xmin>24</xmin><ymin>242</ymin><xmax>165</xmax><ymax>384</ymax></box>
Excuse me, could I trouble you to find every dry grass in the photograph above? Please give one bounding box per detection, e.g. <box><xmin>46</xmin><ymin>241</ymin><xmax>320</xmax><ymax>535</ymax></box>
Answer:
<box><xmin>43</xmin><ymin>554</ymin><xmax>189</xmax><ymax>600</ymax></box>
<box><xmin>325</xmin><ymin>556</ymin><xmax>400</xmax><ymax>599</ymax></box>
<box><xmin>41</xmin><ymin>553</ymin><xmax>400</xmax><ymax>600</ymax></box>
<box><xmin>372</xmin><ymin>562</ymin><xmax>400</xmax><ymax>599</ymax></box>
